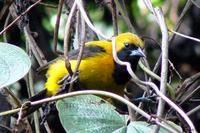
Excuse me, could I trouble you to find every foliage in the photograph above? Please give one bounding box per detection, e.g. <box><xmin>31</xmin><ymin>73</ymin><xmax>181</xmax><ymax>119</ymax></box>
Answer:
<box><xmin>0</xmin><ymin>42</ymin><xmax>31</xmax><ymax>88</ymax></box>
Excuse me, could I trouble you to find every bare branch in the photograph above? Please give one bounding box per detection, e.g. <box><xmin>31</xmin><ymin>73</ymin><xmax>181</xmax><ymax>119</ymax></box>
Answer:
<box><xmin>53</xmin><ymin>0</ymin><xmax>65</xmax><ymax>55</ymax></box>
<box><xmin>0</xmin><ymin>0</ymin><xmax>42</xmax><ymax>36</ymax></box>
<box><xmin>169</xmin><ymin>29</ymin><xmax>200</xmax><ymax>43</ymax></box>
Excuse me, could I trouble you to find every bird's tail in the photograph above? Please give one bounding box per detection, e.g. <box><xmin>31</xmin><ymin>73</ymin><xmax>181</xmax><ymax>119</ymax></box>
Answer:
<box><xmin>29</xmin><ymin>89</ymin><xmax>47</xmax><ymax>102</ymax></box>
<box><xmin>21</xmin><ymin>89</ymin><xmax>47</xmax><ymax>118</ymax></box>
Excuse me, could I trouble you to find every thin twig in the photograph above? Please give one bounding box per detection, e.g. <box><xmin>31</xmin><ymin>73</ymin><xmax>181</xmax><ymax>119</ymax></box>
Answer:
<box><xmin>68</xmin><ymin>8</ymin><xmax>86</xmax><ymax>92</ymax></box>
<box><xmin>39</xmin><ymin>109</ymin><xmax>51</xmax><ymax>133</ymax></box>
<box><xmin>114</xmin><ymin>0</ymin><xmax>136</xmax><ymax>33</ymax></box>
<box><xmin>152</xmin><ymin>55</ymin><xmax>161</xmax><ymax>74</ymax></box>
<box><xmin>154</xmin><ymin>7</ymin><xmax>169</xmax><ymax>133</ymax></box>
<box><xmin>176</xmin><ymin>72</ymin><xmax>200</xmax><ymax>99</ymax></box>
<box><xmin>139</xmin><ymin>55</ymin><xmax>151</xmax><ymax>93</ymax></box>
<box><xmin>0</xmin><ymin>0</ymin><xmax>13</xmax><ymax>20</ymax></box>
<box><xmin>168</xmin><ymin>59</ymin><xmax>182</xmax><ymax>80</ymax></box>
<box><xmin>73</xmin><ymin>13</ymin><xmax>86</xmax><ymax>76</ymax></box>
<box><xmin>139</xmin><ymin>61</ymin><xmax>175</xmax><ymax>99</ymax></box>
<box><xmin>76</xmin><ymin>0</ymin><xmax>109</xmax><ymax>40</ymax></box>
<box><xmin>0</xmin><ymin>0</ymin><xmax>42</xmax><ymax>36</ymax></box>
<box><xmin>191</xmin><ymin>0</ymin><xmax>200</xmax><ymax>8</ymax></box>
<box><xmin>39</xmin><ymin>2</ymin><xmax>58</xmax><ymax>8</ymax></box>
<box><xmin>75</xmin><ymin>10</ymin><xmax>81</xmax><ymax>49</ymax></box>
<box><xmin>32</xmin><ymin>111</ymin><xmax>40</xmax><ymax>133</ymax></box>
<box><xmin>187</xmin><ymin>104</ymin><xmax>200</xmax><ymax>116</ymax></box>
<box><xmin>169</xmin><ymin>29</ymin><xmax>200</xmax><ymax>43</ymax></box>
<box><xmin>0</xmin><ymin>124</ymin><xmax>13</xmax><ymax>133</ymax></box>
<box><xmin>3</xmin><ymin>13</ymin><xmax>11</xmax><ymax>42</ymax></box>
<box><xmin>0</xmin><ymin>108</ymin><xmax>20</xmax><ymax>116</ymax></box>
<box><xmin>24</xmin><ymin>26</ymin><xmax>47</xmax><ymax>66</ymax></box>
<box><xmin>53</xmin><ymin>0</ymin><xmax>64</xmax><ymax>55</ymax></box>
<box><xmin>111</xmin><ymin>0</ymin><xmax>118</xmax><ymax>35</ymax></box>
<box><xmin>168</xmin><ymin>0</ymin><xmax>192</xmax><ymax>44</ymax></box>
<box><xmin>27</xmin><ymin>69</ymin><xmax>40</xmax><ymax>133</ymax></box>
<box><xmin>63</xmin><ymin>0</ymin><xmax>77</xmax><ymax>76</ymax></box>
<box><xmin>134</xmin><ymin>91</ymin><xmax>147</xmax><ymax>118</ymax></box>
<box><xmin>179</xmin><ymin>85</ymin><xmax>200</xmax><ymax>106</ymax></box>
<box><xmin>143</xmin><ymin>0</ymin><xmax>155</xmax><ymax>14</ymax></box>
<box><xmin>16</xmin><ymin>102</ymin><xmax>30</xmax><ymax>124</ymax></box>
<box><xmin>4</xmin><ymin>87</ymin><xmax>22</xmax><ymax>107</ymax></box>
<box><xmin>124</xmin><ymin>94</ymin><xmax>136</xmax><ymax>121</ymax></box>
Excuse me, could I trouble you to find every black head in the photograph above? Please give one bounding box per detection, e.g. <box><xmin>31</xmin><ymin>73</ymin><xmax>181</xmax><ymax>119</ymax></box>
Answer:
<box><xmin>113</xmin><ymin>33</ymin><xmax>145</xmax><ymax>85</ymax></box>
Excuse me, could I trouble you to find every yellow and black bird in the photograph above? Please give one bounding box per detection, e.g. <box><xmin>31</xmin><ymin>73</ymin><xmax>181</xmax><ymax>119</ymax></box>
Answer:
<box><xmin>29</xmin><ymin>32</ymin><xmax>144</xmax><ymax>108</ymax></box>
<box><xmin>21</xmin><ymin>32</ymin><xmax>144</xmax><ymax>132</ymax></box>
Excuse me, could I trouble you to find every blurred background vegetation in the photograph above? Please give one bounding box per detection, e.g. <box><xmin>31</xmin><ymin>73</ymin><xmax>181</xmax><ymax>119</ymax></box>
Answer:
<box><xmin>1</xmin><ymin>0</ymin><xmax>200</xmax><ymax>132</ymax></box>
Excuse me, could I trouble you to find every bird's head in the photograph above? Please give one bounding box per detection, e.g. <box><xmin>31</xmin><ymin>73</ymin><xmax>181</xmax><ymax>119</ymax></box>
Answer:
<box><xmin>115</xmin><ymin>32</ymin><xmax>145</xmax><ymax>62</ymax></box>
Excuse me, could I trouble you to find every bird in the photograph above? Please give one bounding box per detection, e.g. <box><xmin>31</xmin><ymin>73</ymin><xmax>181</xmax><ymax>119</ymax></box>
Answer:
<box><xmin>8</xmin><ymin>32</ymin><xmax>145</xmax><ymax>133</ymax></box>
<box><xmin>18</xmin><ymin>32</ymin><xmax>145</xmax><ymax>133</ymax></box>
<box><xmin>27</xmin><ymin>32</ymin><xmax>145</xmax><ymax>115</ymax></box>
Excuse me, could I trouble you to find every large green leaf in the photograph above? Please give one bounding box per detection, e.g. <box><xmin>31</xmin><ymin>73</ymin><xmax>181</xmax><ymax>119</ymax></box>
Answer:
<box><xmin>56</xmin><ymin>95</ymin><xmax>127</xmax><ymax>133</ymax></box>
<box><xmin>0</xmin><ymin>42</ymin><xmax>31</xmax><ymax>88</ymax></box>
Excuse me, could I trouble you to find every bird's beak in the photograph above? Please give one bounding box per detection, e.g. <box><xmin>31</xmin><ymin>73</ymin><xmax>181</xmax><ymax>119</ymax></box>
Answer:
<box><xmin>130</xmin><ymin>48</ymin><xmax>145</xmax><ymax>57</ymax></box>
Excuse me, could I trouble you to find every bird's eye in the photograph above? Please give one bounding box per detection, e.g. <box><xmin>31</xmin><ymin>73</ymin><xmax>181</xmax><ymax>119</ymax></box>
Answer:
<box><xmin>124</xmin><ymin>43</ymin><xmax>130</xmax><ymax>48</ymax></box>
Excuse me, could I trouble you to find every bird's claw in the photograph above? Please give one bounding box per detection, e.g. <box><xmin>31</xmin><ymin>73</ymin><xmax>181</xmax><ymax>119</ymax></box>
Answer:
<box><xmin>58</xmin><ymin>71</ymin><xmax>79</xmax><ymax>85</ymax></box>
<box><xmin>40</xmin><ymin>103</ymin><xmax>55</xmax><ymax>124</ymax></box>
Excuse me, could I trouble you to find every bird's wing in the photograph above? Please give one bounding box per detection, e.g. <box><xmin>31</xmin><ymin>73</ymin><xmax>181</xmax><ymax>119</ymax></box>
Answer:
<box><xmin>69</xmin><ymin>45</ymin><xmax>106</xmax><ymax>60</ymax></box>
<box><xmin>37</xmin><ymin>45</ymin><xmax>106</xmax><ymax>73</ymax></box>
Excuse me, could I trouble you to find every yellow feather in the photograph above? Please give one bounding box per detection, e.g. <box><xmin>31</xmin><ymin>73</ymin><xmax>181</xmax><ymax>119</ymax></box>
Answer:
<box><xmin>45</xmin><ymin>60</ymin><xmax>67</xmax><ymax>95</ymax></box>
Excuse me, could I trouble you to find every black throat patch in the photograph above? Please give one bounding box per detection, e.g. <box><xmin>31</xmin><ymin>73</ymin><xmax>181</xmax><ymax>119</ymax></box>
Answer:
<box><xmin>112</xmin><ymin>48</ymin><xmax>140</xmax><ymax>85</ymax></box>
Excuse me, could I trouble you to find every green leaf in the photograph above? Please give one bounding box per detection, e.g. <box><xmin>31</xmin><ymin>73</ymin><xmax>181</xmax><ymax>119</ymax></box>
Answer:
<box><xmin>56</xmin><ymin>95</ymin><xmax>127</xmax><ymax>133</ymax></box>
<box><xmin>127</xmin><ymin>121</ymin><xmax>182</xmax><ymax>133</ymax></box>
<box><xmin>0</xmin><ymin>42</ymin><xmax>31</xmax><ymax>88</ymax></box>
